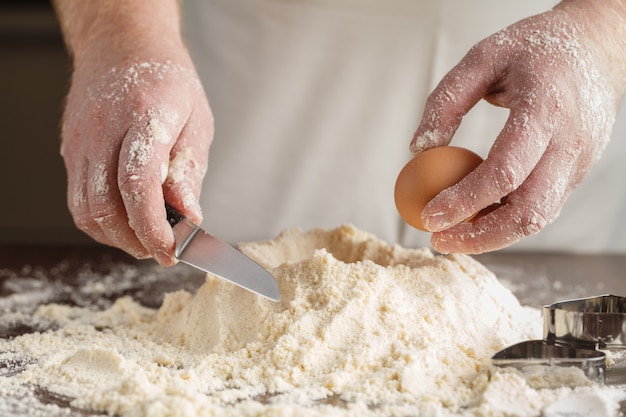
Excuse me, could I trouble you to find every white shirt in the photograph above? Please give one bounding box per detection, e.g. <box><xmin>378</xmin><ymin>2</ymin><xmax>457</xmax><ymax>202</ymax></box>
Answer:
<box><xmin>183</xmin><ymin>0</ymin><xmax>626</xmax><ymax>252</ymax></box>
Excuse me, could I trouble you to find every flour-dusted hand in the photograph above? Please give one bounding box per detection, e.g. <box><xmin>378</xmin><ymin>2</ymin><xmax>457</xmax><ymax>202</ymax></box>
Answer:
<box><xmin>410</xmin><ymin>0</ymin><xmax>626</xmax><ymax>254</ymax></box>
<box><xmin>54</xmin><ymin>1</ymin><xmax>213</xmax><ymax>265</ymax></box>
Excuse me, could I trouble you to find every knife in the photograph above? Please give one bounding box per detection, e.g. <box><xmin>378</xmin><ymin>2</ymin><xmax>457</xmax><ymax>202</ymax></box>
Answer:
<box><xmin>165</xmin><ymin>204</ymin><xmax>281</xmax><ymax>302</ymax></box>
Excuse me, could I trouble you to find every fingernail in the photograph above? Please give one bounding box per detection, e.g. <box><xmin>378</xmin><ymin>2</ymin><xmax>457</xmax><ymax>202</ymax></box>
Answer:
<box><xmin>423</xmin><ymin>213</ymin><xmax>449</xmax><ymax>232</ymax></box>
<box><xmin>430</xmin><ymin>236</ymin><xmax>450</xmax><ymax>254</ymax></box>
<box><xmin>155</xmin><ymin>250</ymin><xmax>177</xmax><ymax>267</ymax></box>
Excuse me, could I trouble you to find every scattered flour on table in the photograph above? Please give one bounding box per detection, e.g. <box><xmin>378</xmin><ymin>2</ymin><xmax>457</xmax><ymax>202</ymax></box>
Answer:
<box><xmin>1</xmin><ymin>225</ymin><xmax>625</xmax><ymax>416</ymax></box>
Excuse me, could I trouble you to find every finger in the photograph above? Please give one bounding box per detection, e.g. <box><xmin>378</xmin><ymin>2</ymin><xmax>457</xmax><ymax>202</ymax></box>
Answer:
<box><xmin>61</xmin><ymin>112</ymin><xmax>108</xmax><ymax>245</ymax></box>
<box><xmin>163</xmin><ymin>105</ymin><xmax>212</xmax><ymax>225</ymax></box>
<box><xmin>86</xmin><ymin>158</ymin><xmax>150</xmax><ymax>259</ymax></box>
<box><xmin>422</xmin><ymin>88</ymin><xmax>557</xmax><ymax>232</ymax></box>
<box><xmin>410</xmin><ymin>42</ymin><xmax>501</xmax><ymax>154</ymax></box>
<box><xmin>66</xmin><ymin>157</ymin><xmax>115</xmax><ymax>247</ymax></box>
<box><xmin>118</xmin><ymin>108</ymin><xmax>181</xmax><ymax>266</ymax></box>
<box><xmin>430</xmin><ymin>142</ymin><xmax>575</xmax><ymax>254</ymax></box>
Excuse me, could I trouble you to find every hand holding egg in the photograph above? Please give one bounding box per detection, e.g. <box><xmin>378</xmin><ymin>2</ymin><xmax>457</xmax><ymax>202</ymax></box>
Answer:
<box><xmin>401</xmin><ymin>3</ymin><xmax>626</xmax><ymax>254</ymax></box>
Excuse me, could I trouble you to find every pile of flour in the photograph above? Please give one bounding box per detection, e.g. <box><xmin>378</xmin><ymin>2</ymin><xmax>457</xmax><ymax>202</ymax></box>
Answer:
<box><xmin>1</xmin><ymin>225</ymin><xmax>624</xmax><ymax>416</ymax></box>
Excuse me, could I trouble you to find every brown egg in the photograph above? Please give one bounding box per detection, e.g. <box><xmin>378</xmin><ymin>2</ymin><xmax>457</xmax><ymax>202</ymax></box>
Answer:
<box><xmin>394</xmin><ymin>146</ymin><xmax>483</xmax><ymax>231</ymax></box>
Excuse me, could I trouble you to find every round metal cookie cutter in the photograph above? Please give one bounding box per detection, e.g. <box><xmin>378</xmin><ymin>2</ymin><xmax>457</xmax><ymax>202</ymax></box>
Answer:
<box><xmin>492</xmin><ymin>294</ymin><xmax>626</xmax><ymax>386</ymax></box>
<box><xmin>491</xmin><ymin>340</ymin><xmax>606</xmax><ymax>384</ymax></box>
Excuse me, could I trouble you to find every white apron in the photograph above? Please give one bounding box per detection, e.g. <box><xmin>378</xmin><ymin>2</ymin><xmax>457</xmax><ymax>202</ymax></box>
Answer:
<box><xmin>183</xmin><ymin>0</ymin><xmax>626</xmax><ymax>252</ymax></box>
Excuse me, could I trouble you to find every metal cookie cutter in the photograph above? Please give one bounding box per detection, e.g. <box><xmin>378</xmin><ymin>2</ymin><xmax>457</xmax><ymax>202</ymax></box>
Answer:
<box><xmin>491</xmin><ymin>340</ymin><xmax>606</xmax><ymax>384</ymax></box>
<box><xmin>492</xmin><ymin>294</ymin><xmax>626</xmax><ymax>386</ymax></box>
<box><xmin>543</xmin><ymin>294</ymin><xmax>626</xmax><ymax>350</ymax></box>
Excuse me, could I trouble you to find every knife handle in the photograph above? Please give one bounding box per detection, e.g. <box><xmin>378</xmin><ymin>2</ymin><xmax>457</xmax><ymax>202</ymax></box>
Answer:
<box><xmin>165</xmin><ymin>203</ymin><xmax>186</xmax><ymax>227</ymax></box>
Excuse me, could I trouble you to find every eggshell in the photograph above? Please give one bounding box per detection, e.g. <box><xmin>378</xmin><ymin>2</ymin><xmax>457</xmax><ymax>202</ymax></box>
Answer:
<box><xmin>394</xmin><ymin>146</ymin><xmax>483</xmax><ymax>231</ymax></box>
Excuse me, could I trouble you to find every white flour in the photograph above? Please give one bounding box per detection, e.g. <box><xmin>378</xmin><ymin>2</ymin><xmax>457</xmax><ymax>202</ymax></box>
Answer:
<box><xmin>0</xmin><ymin>225</ymin><xmax>624</xmax><ymax>416</ymax></box>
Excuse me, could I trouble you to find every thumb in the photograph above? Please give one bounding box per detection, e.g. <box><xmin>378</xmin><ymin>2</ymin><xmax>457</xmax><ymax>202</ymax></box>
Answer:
<box><xmin>163</xmin><ymin>118</ymin><xmax>211</xmax><ymax>225</ymax></box>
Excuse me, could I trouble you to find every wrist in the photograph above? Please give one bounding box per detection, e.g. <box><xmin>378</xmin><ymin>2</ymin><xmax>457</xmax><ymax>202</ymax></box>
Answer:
<box><xmin>555</xmin><ymin>0</ymin><xmax>626</xmax><ymax>91</ymax></box>
<box><xmin>53</xmin><ymin>0</ymin><xmax>186</xmax><ymax>67</ymax></box>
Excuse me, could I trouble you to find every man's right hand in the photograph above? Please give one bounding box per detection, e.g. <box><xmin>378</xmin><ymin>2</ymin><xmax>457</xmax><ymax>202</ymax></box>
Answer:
<box><xmin>54</xmin><ymin>0</ymin><xmax>213</xmax><ymax>265</ymax></box>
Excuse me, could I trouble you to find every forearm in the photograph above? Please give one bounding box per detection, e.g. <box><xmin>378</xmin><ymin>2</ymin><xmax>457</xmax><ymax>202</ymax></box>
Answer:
<box><xmin>555</xmin><ymin>0</ymin><xmax>626</xmax><ymax>90</ymax></box>
<box><xmin>51</xmin><ymin>0</ymin><xmax>185</xmax><ymax>65</ymax></box>
<box><xmin>554</xmin><ymin>0</ymin><xmax>626</xmax><ymax>30</ymax></box>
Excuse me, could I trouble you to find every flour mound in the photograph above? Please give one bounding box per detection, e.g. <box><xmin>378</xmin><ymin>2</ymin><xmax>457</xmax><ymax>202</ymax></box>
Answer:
<box><xmin>154</xmin><ymin>224</ymin><xmax>539</xmax><ymax>410</ymax></box>
<box><xmin>10</xmin><ymin>225</ymin><xmax>619</xmax><ymax>417</ymax></box>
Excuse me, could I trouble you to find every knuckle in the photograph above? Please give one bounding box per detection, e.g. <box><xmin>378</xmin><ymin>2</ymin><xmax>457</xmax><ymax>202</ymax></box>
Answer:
<box><xmin>90</xmin><ymin>203</ymin><xmax>120</xmax><ymax>225</ymax></box>
<box><xmin>118</xmin><ymin>177</ymin><xmax>147</xmax><ymax>210</ymax></box>
<box><xmin>91</xmin><ymin>163</ymin><xmax>111</xmax><ymax>196</ymax></box>
<box><xmin>491</xmin><ymin>158</ymin><xmax>523</xmax><ymax>195</ymax></box>
<box><xmin>118</xmin><ymin>170</ymin><xmax>143</xmax><ymax>189</ymax></box>
<box><xmin>465</xmin><ymin>40</ymin><xmax>492</xmax><ymax>66</ymax></box>
<box><xmin>507</xmin><ymin>192</ymin><xmax>550</xmax><ymax>238</ymax></box>
<box><xmin>518</xmin><ymin>209</ymin><xmax>549</xmax><ymax>237</ymax></box>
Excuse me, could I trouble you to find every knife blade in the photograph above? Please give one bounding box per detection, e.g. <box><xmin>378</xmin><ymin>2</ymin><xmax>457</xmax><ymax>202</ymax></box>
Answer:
<box><xmin>165</xmin><ymin>204</ymin><xmax>280</xmax><ymax>302</ymax></box>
